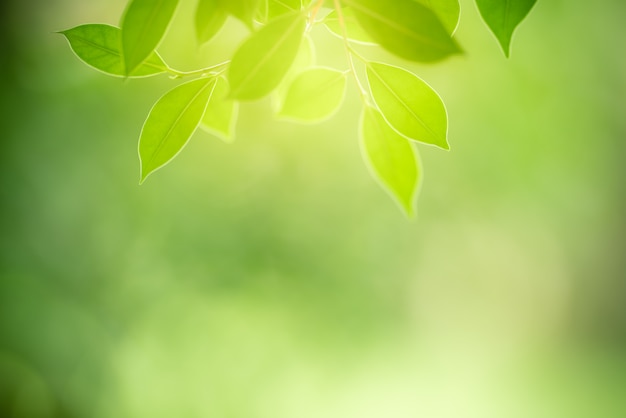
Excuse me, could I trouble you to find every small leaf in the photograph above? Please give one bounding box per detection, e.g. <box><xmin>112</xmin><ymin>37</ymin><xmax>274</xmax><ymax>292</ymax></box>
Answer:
<box><xmin>278</xmin><ymin>67</ymin><xmax>346</xmax><ymax>123</ymax></box>
<box><xmin>341</xmin><ymin>0</ymin><xmax>461</xmax><ymax>62</ymax></box>
<box><xmin>323</xmin><ymin>7</ymin><xmax>376</xmax><ymax>45</ymax></box>
<box><xmin>476</xmin><ymin>0</ymin><xmax>537</xmax><ymax>57</ymax></box>
<box><xmin>200</xmin><ymin>77</ymin><xmax>239</xmax><ymax>142</ymax></box>
<box><xmin>60</xmin><ymin>24</ymin><xmax>168</xmax><ymax>77</ymax></box>
<box><xmin>366</xmin><ymin>62</ymin><xmax>449</xmax><ymax>150</ymax></box>
<box><xmin>196</xmin><ymin>0</ymin><xmax>227</xmax><ymax>44</ymax></box>
<box><xmin>121</xmin><ymin>0</ymin><xmax>179</xmax><ymax>75</ymax></box>
<box><xmin>218</xmin><ymin>0</ymin><xmax>261</xmax><ymax>27</ymax></box>
<box><xmin>228</xmin><ymin>11</ymin><xmax>306</xmax><ymax>100</ymax></box>
<box><xmin>360</xmin><ymin>105</ymin><xmax>421</xmax><ymax>218</ymax></box>
<box><xmin>414</xmin><ymin>0</ymin><xmax>460</xmax><ymax>34</ymax></box>
<box><xmin>139</xmin><ymin>77</ymin><xmax>216</xmax><ymax>183</ymax></box>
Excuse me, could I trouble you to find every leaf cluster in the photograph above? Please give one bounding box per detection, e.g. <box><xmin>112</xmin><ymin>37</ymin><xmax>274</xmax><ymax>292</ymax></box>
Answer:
<box><xmin>60</xmin><ymin>0</ymin><xmax>537</xmax><ymax>218</ymax></box>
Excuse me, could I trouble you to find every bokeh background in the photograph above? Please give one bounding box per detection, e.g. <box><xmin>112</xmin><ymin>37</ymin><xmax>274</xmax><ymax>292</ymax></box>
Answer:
<box><xmin>1</xmin><ymin>0</ymin><xmax>625</xmax><ymax>417</ymax></box>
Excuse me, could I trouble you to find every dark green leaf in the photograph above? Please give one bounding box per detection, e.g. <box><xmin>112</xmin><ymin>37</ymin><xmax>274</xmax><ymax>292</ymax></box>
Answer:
<box><xmin>60</xmin><ymin>24</ymin><xmax>168</xmax><ymax>77</ymax></box>
<box><xmin>279</xmin><ymin>67</ymin><xmax>346</xmax><ymax>123</ymax></box>
<box><xmin>414</xmin><ymin>0</ymin><xmax>460</xmax><ymax>34</ymax></box>
<box><xmin>228</xmin><ymin>11</ymin><xmax>306</xmax><ymax>100</ymax></box>
<box><xmin>200</xmin><ymin>77</ymin><xmax>239</xmax><ymax>142</ymax></box>
<box><xmin>196</xmin><ymin>0</ymin><xmax>227</xmax><ymax>44</ymax></box>
<box><xmin>341</xmin><ymin>0</ymin><xmax>461</xmax><ymax>62</ymax></box>
<box><xmin>121</xmin><ymin>0</ymin><xmax>179</xmax><ymax>75</ymax></box>
<box><xmin>139</xmin><ymin>77</ymin><xmax>216</xmax><ymax>183</ymax></box>
<box><xmin>360</xmin><ymin>105</ymin><xmax>421</xmax><ymax>218</ymax></box>
<box><xmin>367</xmin><ymin>62</ymin><xmax>449</xmax><ymax>149</ymax></box>
<box><xmin>476</xmin><ymin>0</ymin><xmax>537</xmax><ymax>57</ymax></box>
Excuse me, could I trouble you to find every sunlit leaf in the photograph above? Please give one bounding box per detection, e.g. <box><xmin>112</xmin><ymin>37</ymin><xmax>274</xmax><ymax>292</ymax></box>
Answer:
<box><xmin>200</xmin><ymin>77</ymin><xmax>239</xmax><ymax>142</ymax></box>
<box><xmin>218</xmin><ymin>0</ymin><xmax>261</xmax><ymax>28</ymax></box>
<box><xmin>278</xmin><ymin>67</ymin><xmax>346</xmax><ymax>123</ymax></box>
<box><xmin>341</xmin><ymin>0</ymin><xmax>461</xmax><ymax>62</ymax></box>
<box><xmin>59</xmin><ymin>24</ymin><xmax>168</xmax><ymax>77</ymax></box>
<box><xmin>360</xmin><ymin>105</ymin><xmax>421</xmax><ymax>218</ymax></box>
<box><xmin>476</xmin><ymin>0</ymin><xmax>537</xmax><ymax>57</ymax></box>
<box><xmin>414</xmin><ymin>0</ymin><xmax>460</xmax><ymax>34</ymax></box>
<box><xmin>323</xmin><ymin>7</ymin><xmax>376</xmax><ymax>45</ymax></box>
<box><xmin>268</xmin><ymin>0</ymin><xmax>302</xmax><ymax>20</ymax></box>
<box><xmin>139</xmin><ymin>77</ymin><xmax>216</xmax><ymax>183</ymax></box>
<box><xmin>121</xmin><ymin>0</ymin><xmax>179</xmax><ymax>75</ymax></box>
<box><xmin>366</xmin><ymin>62</ymin><xmax>448</xmax><ymax>150</ymax></box>
<box><xmin>273</xmin><ymin>35</ymin><xmax>315</xmax><ymax>109</ymax></box>
<box><xmin>228</xmin><ymin>11</ymin><xmax>306</xmax><ymax>100</ymax></box>
<box><xmin>196</xmin><ymin>0</ymin><xmax>227</xmax><ymax>44</ymax></box>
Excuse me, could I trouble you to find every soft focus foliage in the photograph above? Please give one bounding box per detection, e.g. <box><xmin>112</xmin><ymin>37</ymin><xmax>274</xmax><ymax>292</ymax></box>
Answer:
<box><xmin>1</xmin><ymin>0</ymin><xmax>626</xmax><ymax>417</ymax></box>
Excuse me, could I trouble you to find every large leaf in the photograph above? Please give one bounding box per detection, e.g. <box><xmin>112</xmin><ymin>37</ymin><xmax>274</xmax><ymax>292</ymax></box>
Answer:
<box><xmin>278</xmin><ymin>67</ymin><xmax>346</xmax><ymax>123</ymax></box>
<box><xmin>414</xmin><ymin>0</ymin><xmax>460</xmax><ymax>34</ymax></box>
<box><xmin>268</xmin><ymin>0</ymin><xmax>302</xmax><ymax>20</ymax></box>
<box><xmin>121</xmin><ymin>0</ymin><xmax>179</xmax><ymax>75</ymax></box>
<box><xmin>200</xmin><ymin>77</ymin><xmax>239</xmax><ymax>142</ymax></box>
<box><xmin>323</xmin><ymin>7</ymin><xmax>376</xmax><ymax>45</ymax></box>
<box><xmin>228</xmin><ymin>11</ymin><xmax>306</xmax><ymax>100</ymax></box>
<box><xmin>139</xmin><ymin>77</ymin><xmax>216</xmax><ymax>183</ymax></box>
<box><xmin>341</xmin><ymin>0</ymin><xmax>461</xmax><ymax>62</ymax></box>
<box><xmin>272</xmin><ymin>35</ymin><xmax>315</xmax><ymax>110</ymax></box>
<box><xmin>366</xmin><ymin>62</ymin><xmax>449</xmax><ymax>150</ymax></box>
<box><xmin>476</xmin><ymin>0</ymin><xmax>537</xmax><ymax>57</ymax></box>
<box><xmin>360</xmin><ymin>105</ymin><xmax>421</xmax><ymax>218</ymax></box>
<box><xmin>195</xmin><ymin>0</ymin><xmax>227</xmax><ymax>44</ymax></box>
<box><xmin>218</xmin><ymin>0</ymin><xmax>261</xmax><ymax>27</ymax></box>
<box><xmin>60</xmin><ymin>24</ymin><xmax>168</xmax><ymax>77</ymax></box>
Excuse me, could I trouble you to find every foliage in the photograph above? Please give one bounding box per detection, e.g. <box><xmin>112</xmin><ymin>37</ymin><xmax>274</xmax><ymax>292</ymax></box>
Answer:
<box><xmin>60</xmin><ymin>0</ymin><xmax>537</xmax><ymax>218</ymax></box>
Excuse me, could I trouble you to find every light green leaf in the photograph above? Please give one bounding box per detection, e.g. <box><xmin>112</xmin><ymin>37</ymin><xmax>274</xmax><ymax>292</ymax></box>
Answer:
<box><xmin>267</xmin><ymin>0</ymin><xmax>302</xmax><ymax>20</ymax></box>
<box><xmin>196</xmin><ymin>0</ymin><xmax>227</xmax><ymax>44</ymax></box>
<box><xmin>200</xmin><ymin>77</ymin><xmax>239</xmax><ymax>142</ymax></box>
<box><xmin>341</xmin><ymin>0</ymin><xmax>461</xmax><ymax>62</ymax></box>
<box><xmin>121</xmin><ymin>0</ymin><xmax>179</xmax><ymax>75</ymax></box>
<box><xmin>323</xmin><ymin>7</ymin><xmax>376</xmax><ymax>45</ymax></box>
<box><xmin>273</xmin><ymin>35</ymin><xmax>315</xmax><ymax>109</ymax></box>
<box><xmin>218</xmin><ymin>0</ymin><xmax>261</xmax><ymax>27</ymax></box>
<box><xmin>59</xmin><ymin>24</ymin><xmax>168</xmax><ymax>77</ymax></box>
<box><xmin>476</xmin><ymin>0</ymin><xmax>537</xmax><ymax>57</ymax></box>
<box><xmin>360</xmin><ymin>105</ymin><xmax>421</xmax><ymax>218</ymax></box>
<box><xmin>278</xmin><ymin>67</ymin><xmax>346</xmax><ymax>123</ymax></box>
<box><xmin>366</xmin><ymin>62</ymin><xmax>449</xmax><ymax>150</ymax></box>
<box><xmin>414</xmin><ymin>0</ymin><xmax>460</xmax><ymax>34</ymax></box>
<box><xmin>139</xmin><ymin>77</ymin><xmax>216</xmax><ymax>183</ymax></box>
<box><xmin>228</xmin><ymin>11</ymin><xmax>306</xmax><ymax>100</ymax></box>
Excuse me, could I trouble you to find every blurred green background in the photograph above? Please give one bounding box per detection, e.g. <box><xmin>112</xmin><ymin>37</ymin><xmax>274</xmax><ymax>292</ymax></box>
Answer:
<box><xmin>1</xmin><ymin>0</ymin><xmax>625</xmax><ymax>417</ymax></box>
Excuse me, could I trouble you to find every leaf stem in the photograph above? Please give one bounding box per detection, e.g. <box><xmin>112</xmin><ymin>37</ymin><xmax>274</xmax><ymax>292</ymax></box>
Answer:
<box><xmin>166</xmin><ymin>60</ymin><xmax>230</xmax><ymax>79</ymax></box>
<box><xmin>307</xmin><ymin>0</ymin><xmax>325</xmax><ymax>29</ymax></box>
<box><xmin>332</xmin><ymin>0</ymin><xmax>368</xmax><ymax>102</ymax></box>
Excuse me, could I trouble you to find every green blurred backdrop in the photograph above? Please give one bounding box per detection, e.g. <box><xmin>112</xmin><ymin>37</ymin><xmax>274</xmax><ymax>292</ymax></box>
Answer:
<box><xmin>1</xmin><ymin>0</ymin><xmax>625</xmax><ymax>417</ymax></box>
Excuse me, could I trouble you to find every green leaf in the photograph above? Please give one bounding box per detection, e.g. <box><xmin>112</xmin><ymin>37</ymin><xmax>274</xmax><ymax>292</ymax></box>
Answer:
<box><xmin>59</xmin><ymin>24</ymin><xmax>168</xmax><ymax>77</ymax></box>
<box><xmin>273</xmin><ymin>35</ymin><xmax>315</xmax><ymax>109</ymax></box>
<box><xmin>218</xmin><ymin>0</ymin><xmax>261</xmax><ymax>27</ymax></box>
<box><xmin>139</xmin><ymin>77</ymin><xmax>216</xmax><ymax>183</ymax></box>
<box><xmin>341</xmin><ymin>0</ymin><xmax>461</xmax><ymax>62</ymax></box>
<box><xmin>121</xmin><ymin>0</ymin><xmax>179</xmax><ymax>75</ymax></box>
<box><xmin>196</xmin><ymin>0</ymin><xmax>227</xmax><ymax>44</ymax></box>
<box><xmin>366</xmin><ymin>62</ymin><xmax>449</xmax><ymax>150</ymax></box>
<box><xmin>228</xmin><ymin>11</ymin><xmax>306</xmax><ymax>100</ymax></box>
<box><xmin>323</xmin><ymin>7</ymin><xmax>376</xmax><ymax>45</ymax></box>
<box><xmin>267</xmin><ymin>0</ymin><xmax>302</xmax><ymax>20</ymax></box>
<box><xmin>278</xmin><ymin>67</ymin><xmax>346</xmax><ymax>123</ymax></box>
<box><xmin>476</xmin><ymin>0</ymin><xmax>537</xmax><ymax>57</ymax></box>
<box><xmin>360</xmin><ymin>105</ymin><xmax>421</xmax><ymax>218</ymax></box>
<box><xmin>200</xmin><ymin>77</ymin><xmax>239</xmax><ymax>142</ymax></box>
<box><xmin>414</xmin><ymin>0</ymin><xmax>460</xmax><ymax>34</ymax></box>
